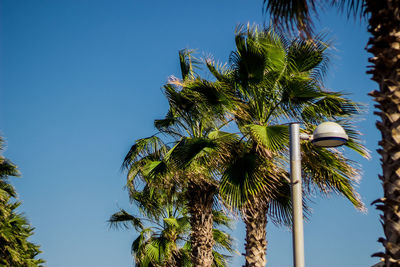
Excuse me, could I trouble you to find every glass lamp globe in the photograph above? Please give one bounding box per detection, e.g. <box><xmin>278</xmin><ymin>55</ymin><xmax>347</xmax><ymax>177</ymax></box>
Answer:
<box><xmin>312</xmin><ymin>122</ymin><xmax>348</xmax><ymax>147</ymax></box>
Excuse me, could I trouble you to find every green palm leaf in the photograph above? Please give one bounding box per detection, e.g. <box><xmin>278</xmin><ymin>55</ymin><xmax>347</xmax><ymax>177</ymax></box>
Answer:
<box><xmin>123</xmin><ymin>136</ymin><xmax>168</xmax><ymax>169</ymax></box>
<box><xmin>212</xmin><ymin>229</ymin><xmax>235</xmax><ymax>253</ymax></box>
<box><xmin>170</xmin><ymin>137</ymin><xmax>218</xmax><ymax>168</ymax></box>
<box><xmin>301</xmin><ymin>141</ymin><xmax>365</xmax><ymax>210</ymax></box>
<box><xmin>301</xmin><ymin>93</ymin><xmax>363</xmax><ymax>123</ymax></box>
<box><xmin>205</xmin><ymin>59</ymin><xmax>232</xmax><ymax>83</ymax></box>
<box><xmin>109</xmin><ymin>209</ymin><xmax>144</xmax><ymax>231</ymax></box>
<box><xmin>179</xmin><ymin>49</ymin><xmax>200</xmax><ymax>81</ymax></box>
<box><xmin>219</xmin><ymin>147</ymin><xmax>282</xmax><ymax>210</ymax></box>
<box><xmin>286</xmin><ymin>36</ymin><xmax>329</xmax><ymax>75</ymax></box>
<box><xmin>163</xmin><ymin>217</ymin><xmax>180</xmax><ymax>228</ymax></box>
<box><xmin>338</xmin><ymin>120</ymin><xmax>370</xmax><ymax>159</ymax></box>
<box><xmin>212</xmin><ymin>210</ymin><xmax>233</xmax><ymax>229</ymax></box>
<box><xmin>245</xmin><ymin>124</ymin><xmax>289</xmax><ymax>152</ymax></box>
<box><xmin>212</xmin><ymin>250</ymin><xmax>232</xmax><ymax>267</ymax></box>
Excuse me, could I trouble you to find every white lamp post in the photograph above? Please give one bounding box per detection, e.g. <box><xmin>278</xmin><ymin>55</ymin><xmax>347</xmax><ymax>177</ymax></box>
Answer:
<box><xmin>289</xmin><ymin>122</ymin><xmax>348</xmax><ymax>267</ymax></box>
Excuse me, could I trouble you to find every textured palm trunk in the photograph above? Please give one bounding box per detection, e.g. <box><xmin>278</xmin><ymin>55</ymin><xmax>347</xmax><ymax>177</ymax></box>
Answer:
<box><xmin>187</xmin><ymin>180</ymin><xmax>216</xmax><ymax>267</ymax></box>
<box><xmin>367</xmin><ymin>0</ymin><xmax>400</xmax><ymax>265</ymax></box>
<box><xmin>164</xmin><ymin>257</ymin><xmax>177</xmax><ymax>267</ymax></box>
<box><xmin>243</xmin><ymin>198</ymin><xmax>268</xmax><ymax>267</ymax></box>
<box><xmin>164</xmin><ymin>249</ymin><xmax>178</xmax><ymax>267</ymax></box>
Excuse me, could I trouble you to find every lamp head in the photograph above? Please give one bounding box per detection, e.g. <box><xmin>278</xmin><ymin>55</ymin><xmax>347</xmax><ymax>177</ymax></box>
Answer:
<box><xmin>312</xmin><ymin>122</ymin><xmax>348</xmax><ymax>147</ymax></box>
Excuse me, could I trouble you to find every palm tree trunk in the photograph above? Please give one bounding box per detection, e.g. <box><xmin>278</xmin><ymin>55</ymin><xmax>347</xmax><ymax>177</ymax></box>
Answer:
<box><xmin>187</xmin><ymin>180</ymin><xmax>216</xmax><ymax>267</ymax></box>
<box><xmin>164</xmin><ymin>249</ymin><xmax>179</xmax><ymax>267</ymax></box>
<box><xmin>243</xmin><ymin>197</ymin><xmax>268</xmax><ymax>267</ymax></box>
<box><xmin>367</xmin><ymin>0</ymin><xmax>400</xmax><ymax>265</ymax></box>
<box><xmin>164</xmin><ymin>257</ymin><xmax>177</xmax><ymax>267</ymax></box>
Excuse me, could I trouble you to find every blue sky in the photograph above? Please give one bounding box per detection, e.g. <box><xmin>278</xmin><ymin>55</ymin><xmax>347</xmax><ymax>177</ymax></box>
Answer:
<box><xmin>0</xmin><ymin>1</ymin><xmax>382</xmax><ymax>266</ymax></box>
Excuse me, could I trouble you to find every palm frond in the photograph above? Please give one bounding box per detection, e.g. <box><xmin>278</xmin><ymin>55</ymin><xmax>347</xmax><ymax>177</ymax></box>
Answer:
<box><xmin>183</xmin><ymin>78</ymin><xmax>233</xmax><ymax>112</ymax></box>
<box><xmin>142</xmin><ymin>160</ymin><xmax>168</xmax><ymax>181</ymax></box>
<box><xmin>109</xmin><ymin>209</ymin><xmax>144</xmax><ymax>231</ymax></box>
<box><xmin>212</xmin><ymin>229</ymin><xmax>235</xmax><ymax>253</ymax></box>
<box><xmin>264</xmin><ymin>0</ymin><xmax>315</xmax><ymax>35</ymax></box>
<box><xmin>164</xmin><ymin>84</ymin><xmax>196</xmax><ymax>115</ymax></box>
<box><xmin>263</xmin><ymin>0</ymin><xmax>365</xmax><ymax>36</ymax></box>
<box><xmin>245</xmin><ymin>124</ymin><xmax>289</xmax><ymax>152</ymax></box>
<box><xmin>208</xmin><ymin>130</ymin><xmax>239</xmax><ymax>142</ymax></box>
<box><xmin>179</xmin><ymin>49</ymin><xmax>201</xmax><ymax>81</ymax></box>
<box><xmin>212</xmin><ymin>210</ymin><xmax>233</xmax><ymax>229</ymax></box>
<box><xmin>301</xmin><ymin>141</ymin><xmax>365</xmax><ymax>211</ymax></box>
<box><xmin>163</xmin><ymin>217</ymin><xmax>180</xmax><ymax>228</ymax></box>
<box><xmin>286</xmin><ymin>36</ymin><xmax>329</xmax><ymax>76</ymax></box>
<box><xmin>205</xmin><ymin>58</ymin><xmax>232</xmax><ymax>83</ymax></box>
<box><xmin>0</xmin><ymin>180</ymin><xmax>17</xmax><ymax>199</ymax></box>
<box><xmin>0</xmin><ymin>158</ymin><xmax>20</xmax><ymax>179</ymax></box>
<box><xmin>337</xmin><ymin>120</ymin><xmax>370</xmax><ymax>159</ymax></box>
<box><xmin>231</xmin><ymin>26</ymin><xmax>268</xmax><ymax>86</ymax></box>
<box><xmin>219</xmin><ymin>146</ymin><xmax>282</xmax><ymax>210</ymax></box>
<box><xmin>331</xmin><ymin>0</ymin><xmax>365</xmax><ymax>19</ymax></box>
<box><xmin>169</xmin><ymin>137</ymin><xmax>218</xmax><ymax>169</ymax></box>
<box><xmin>122</xmin><ymin>136</ymin><xmax>168</xmax><ymax>170</ymax></box>
<box><xmin>154</xmin><ymin>109</ymin><xmax>181</xmax><ymax>135</ymax></box>
<box><xmin>279</xmin><ymin>78</ymin><xmax>325</xmax><ymax>119</ymax></box>
<box><xmin>212</xmin><ymin>250</ymin><xmax>232</xmax><ymax>267</ymax></box>
<box><xmin>301</xmin><ymin>92</ymin><xmax>364</xmax><ymax>123</ymax></box>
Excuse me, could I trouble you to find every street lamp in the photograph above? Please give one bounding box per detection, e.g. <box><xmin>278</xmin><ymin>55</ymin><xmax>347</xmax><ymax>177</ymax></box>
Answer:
<box><xmin>289</xmin><ymin>122</ymin><xmax>348</xmax><ymax>267</ymax></box>
<box><xmin>312</xmin><ymin>122</ymin><xmax>349</xmax><ymax>147</ymax></box>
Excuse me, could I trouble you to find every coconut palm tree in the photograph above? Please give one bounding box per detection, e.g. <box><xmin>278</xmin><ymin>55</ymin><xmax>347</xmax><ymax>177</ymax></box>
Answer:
<box><xmin>263</xmin><ymin>1</ymin><xmax>400</xmax><ymax>264</ymax></box>
<box><xmin>206</xmin><ymin>25</ymin><xmax>369</xmax><ymax>266</ymax></box>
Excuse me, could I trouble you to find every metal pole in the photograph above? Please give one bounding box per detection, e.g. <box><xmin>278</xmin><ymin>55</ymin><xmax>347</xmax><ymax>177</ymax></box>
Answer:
<box><xmin>289</xmin><ymin>123</ymin><xmax>305</xmax><ymax>267</ymax></box>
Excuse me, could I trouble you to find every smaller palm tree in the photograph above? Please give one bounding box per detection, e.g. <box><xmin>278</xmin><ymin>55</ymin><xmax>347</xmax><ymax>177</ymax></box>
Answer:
<box><xmin>109</xmin><ymin>188</ymin><xmax>235</xmax><ymax>267</ymax></box>
<box><xmin>151</xmin><ymin>49</ymin><xmax>238</xmax><ymax>267</ymax></box>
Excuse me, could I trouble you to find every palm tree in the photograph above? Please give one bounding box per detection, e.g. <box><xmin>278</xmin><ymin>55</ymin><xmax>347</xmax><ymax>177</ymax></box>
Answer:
<box><xmin>122</xmin><ymin>49</ymin><xmax>235</xmax><ymax>267</ymax></box>
<box><xmin>110</xmin><ymin>190</ymin><xmax>191</xmax><ymax>267</ymax></box>
<box><xmin>206</xmin><ymin>25</ymin><xmax>369</xmax><ymax>266</ymax></box>
<box><xmin>0</xmin><ymin>201</ymin><xmax>44</xmax><ymax>267</ymax></box>
<box><xmin>0</xmin><ymin>137</ymin><xmax>44</xmax><ymax>266</ymax></box>
<box><xmin>109</xmin><ymin>185</ymin><xmax>235</xmax><ymax>267</ymax></box>
<box><xmin>263</xmin><ymin>1</ymin><xmax>400</xmax><ymax>264</ymax></box>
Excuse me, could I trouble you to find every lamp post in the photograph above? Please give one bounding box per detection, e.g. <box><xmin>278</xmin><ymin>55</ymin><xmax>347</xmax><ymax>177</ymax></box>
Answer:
<box><xmin>289</xmin><ymin>122</ymin><xmax>348</xmax><ymax>267</ymax></box>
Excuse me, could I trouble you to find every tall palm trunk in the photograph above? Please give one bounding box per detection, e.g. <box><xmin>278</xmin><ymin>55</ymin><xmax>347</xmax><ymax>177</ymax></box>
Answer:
<box><xmin>243</xmin><ymin>197</ymin><xmax>269</xmax><ymax>267</ymax></box>
<box><xmin>367</xmin><ymin>0</ymin><xmax>400</xmax><ymax>265</ymax></box>
<box><xmin>187</xmin><ymin>180</ymin><xmax>216</xmax><ymax>267</ymax></box>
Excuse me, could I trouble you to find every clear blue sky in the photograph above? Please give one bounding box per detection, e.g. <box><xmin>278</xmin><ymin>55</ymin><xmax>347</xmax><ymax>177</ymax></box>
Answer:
<box><xmin>0</xmin><ymin>1</ymin><xmax>382</xmax><ymax>266</ymax></box>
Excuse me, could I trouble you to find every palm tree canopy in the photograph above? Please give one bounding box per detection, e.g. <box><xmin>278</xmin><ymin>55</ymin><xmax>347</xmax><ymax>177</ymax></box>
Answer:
<box><xmin>206</xmin><ymin>25</ymin><xmax>368</xmax><ymax>213</ymax></box>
